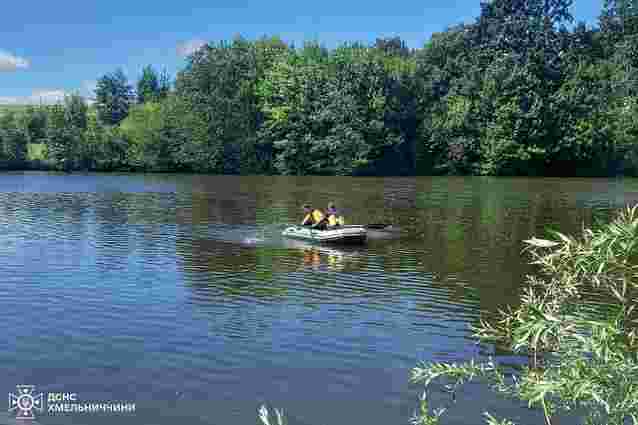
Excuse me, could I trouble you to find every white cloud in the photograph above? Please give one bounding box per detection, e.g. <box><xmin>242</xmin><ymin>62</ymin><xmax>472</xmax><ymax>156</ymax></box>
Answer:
<box><xmin>0</xmin><ymin>89</ymin><xmax>67</xmax><ymax>105</ymax></box>
<box><xmin>0</xmin><ymin>96</ymin><xmax>21</xmax><ymax>105</ymax></box>
<box><xmin>177</xmin><ymin>39</ymin><xmax>206</xmax><ymax>57</ymax></box>
<box><xmin>0</xmin><ymin>82</ymin><xmax>104</xmax><ymax>106</ymax></box>
<box><xmin>31</xmin><ymin>89</ymin><xmax>67</xmax><ymax>104</ymax></box>
<box><xmin>0</xmin><ymin>50</ymin><xmax>29</xmax><ymax>72</ymax></box>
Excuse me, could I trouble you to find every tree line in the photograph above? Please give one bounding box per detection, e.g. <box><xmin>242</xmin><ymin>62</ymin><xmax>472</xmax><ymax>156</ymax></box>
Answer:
<box><xmin>1</xmin><ymin>0</ymin><xmax>637</xmax><ymax>176</ymax></box>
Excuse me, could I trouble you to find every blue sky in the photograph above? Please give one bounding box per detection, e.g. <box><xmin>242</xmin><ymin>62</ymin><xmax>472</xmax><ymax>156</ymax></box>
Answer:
<box><xmin>1</xmin><ymin>0</ymin><xmax>603</xmax><ymax>104</ymax></box>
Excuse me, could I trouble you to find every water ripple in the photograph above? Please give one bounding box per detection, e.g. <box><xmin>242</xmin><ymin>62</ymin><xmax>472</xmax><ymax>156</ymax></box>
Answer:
<box><xmin>1</xmin><ymin>174</ymin><xmax>630</xmax><ymax>425</ymax></box>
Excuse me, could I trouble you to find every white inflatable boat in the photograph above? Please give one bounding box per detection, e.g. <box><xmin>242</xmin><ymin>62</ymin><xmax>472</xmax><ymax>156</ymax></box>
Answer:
<box><xmin>281</xmin><ymin>225</ymin><xmax>367</xmax><ymax>245</ymax></box>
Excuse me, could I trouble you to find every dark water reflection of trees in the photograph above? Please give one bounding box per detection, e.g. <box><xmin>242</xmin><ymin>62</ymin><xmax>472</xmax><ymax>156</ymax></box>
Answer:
<box><xmin>171</xmin><ymin>176</ymin><xmax>630</xmax><ymax>322</ymax></box>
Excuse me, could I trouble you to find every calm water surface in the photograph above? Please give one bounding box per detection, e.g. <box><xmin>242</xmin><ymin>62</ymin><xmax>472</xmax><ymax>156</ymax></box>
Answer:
<box><xmin>1</xmin><ymin>173</ymin><xmax>636</xmax><ymax>425</ymax></box>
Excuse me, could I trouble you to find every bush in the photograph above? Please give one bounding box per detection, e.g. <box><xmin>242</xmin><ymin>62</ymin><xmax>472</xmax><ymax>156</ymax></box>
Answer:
<box><xmin>411</xmin><ymin>205</ymin><xmax>638</xmax><ymax>425</ymax></box>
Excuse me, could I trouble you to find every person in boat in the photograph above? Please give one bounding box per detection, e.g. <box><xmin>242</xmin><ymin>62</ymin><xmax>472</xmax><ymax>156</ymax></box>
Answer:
<box><xmin>326</xmin><ymin>202</ymin><xmax>345</xmax><ymax>228</ymax></box>
<box><xmin>301</xmin><ymin>204</ymin><xmax>327</xmax><ymax>229</ymax></box>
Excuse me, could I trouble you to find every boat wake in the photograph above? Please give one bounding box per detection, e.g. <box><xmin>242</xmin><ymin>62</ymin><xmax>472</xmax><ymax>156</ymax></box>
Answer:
<box><xmin>189</xmin><ymin>222</ymin><xmax>400</xmax><ymax>250</ymax></box>
<box><xmin>242</xmin><ymin>236</ymin><xmax>266</xmax><ymax>245</ymax></box>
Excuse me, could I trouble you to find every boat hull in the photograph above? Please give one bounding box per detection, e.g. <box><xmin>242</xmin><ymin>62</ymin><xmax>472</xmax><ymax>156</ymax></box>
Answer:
<box><xmin>282</xmin><ymin>225</ymin><xmax>367</xmax><ymax>245</ymax></box>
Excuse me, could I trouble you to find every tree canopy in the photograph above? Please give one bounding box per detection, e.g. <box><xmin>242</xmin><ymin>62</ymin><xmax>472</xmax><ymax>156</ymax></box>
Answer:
<box><xmin>2</xmin><ymin>0</ymin><xmax>637</xmax><ymax>176</ymax></box>
<box><xmin>95</xmin><ymin>68</ymin><xmax>134</xmax><ymax>126</ymax></box>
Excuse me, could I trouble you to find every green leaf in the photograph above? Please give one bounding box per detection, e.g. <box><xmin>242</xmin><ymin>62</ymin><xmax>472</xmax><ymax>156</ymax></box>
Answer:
<box><xmin>524</xmin><ymin>238</ymin><xmax>560</xmax><ymax>248</ymax></box>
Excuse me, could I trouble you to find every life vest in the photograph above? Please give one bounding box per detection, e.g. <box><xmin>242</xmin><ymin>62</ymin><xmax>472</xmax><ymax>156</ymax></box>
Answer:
<box><xmin>312</xmin><ymin>209</ymin><xmax>325</xmax><ymax>223</ymax></box>
<box><xmin>328</xmin><ymin>214</ymin><xmax>344</xmax><ymax>226</ymax></box>
<box><xmin>303</xmin><ymin>209</ymin><xmax>325</xmax><ymax>225</ymax></box>
<box><xmin>302</xmin><ymin>213</ymin><xmax>312</xmax><ymax>225</ymax></box>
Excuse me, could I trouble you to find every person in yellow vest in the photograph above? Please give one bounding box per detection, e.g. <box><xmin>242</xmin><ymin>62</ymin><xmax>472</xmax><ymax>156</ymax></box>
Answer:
<box><xmin>301</xmin><ymin>204</ymin><xmax>327</xmax><ymax>229</ymax></box>
<box><xmin>326</xmin><ymin>202</ymin><xmax>345</xmax><ymax>227</ymax></box>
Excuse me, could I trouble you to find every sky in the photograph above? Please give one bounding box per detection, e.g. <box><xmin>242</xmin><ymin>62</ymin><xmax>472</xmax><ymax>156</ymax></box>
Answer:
<box><xmin>1</xmin><ymin>0</ymin><xmax>604</xmax><ymax>105</ymax></box>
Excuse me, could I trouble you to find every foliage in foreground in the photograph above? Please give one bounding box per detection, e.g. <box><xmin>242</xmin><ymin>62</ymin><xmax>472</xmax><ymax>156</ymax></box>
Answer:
<box><xmin>259</xmin><ymin>405</ymin><xmax>286</xmax><ymax>425</ymax></box>
<box><xmin>411</xmin><ymin>205</ymin><xmax>638</xmax><ymax>425</ymax></box>
<box><xmin>258</xmin><ymin>205</ymin><xmax>638</xmax><ymax>425</ymax></box>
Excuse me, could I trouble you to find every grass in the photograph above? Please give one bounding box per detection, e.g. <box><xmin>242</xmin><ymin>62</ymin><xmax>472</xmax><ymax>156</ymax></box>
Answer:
<box><xmin>27</xmin><ymin>143</ymin><xmax>46</xmax><ymax>160</ymax></box>
<box><xmin>0</xmin><ymin>105</ymin><xmax>29</xmax><ymax>116</ymax></box>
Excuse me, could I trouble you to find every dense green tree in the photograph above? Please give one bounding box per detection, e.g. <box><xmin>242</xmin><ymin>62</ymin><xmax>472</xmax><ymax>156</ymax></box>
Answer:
<box><xmin>95</xmin><ymin>68</ymin><xmax>134</xmax><ymax>125</ymax></box>
<box><xmin>93</xmin><ymin>123</ymin><xmax>129</xmax><ymax>170</ymax></box>
<box><xmin>64</xmin><ymin>93</ymin><xmax>88</xmax><ymax>130</ymax></box>
<box><xmin>39</xmin><ymin>95</ymin><xmax>89</xmax><ymax>170</ymax></box>
<box><xmin>476</xmin><ymin>0</ymin><xmax>574</xmax><ymax>56</ymax></box>
<box><xmin>44</xmin><ymin>104</ymin><xmax>80</xmax><ymax>171</ymax></box>
<box><xmin>374</xmin><ymin>36</ymin><xmax>411</xmax><ymax>58</ymax></box>
<box><xmin>158</xmin><ymin>68</ymin><xmax>171</xmax><ymax>99</ymax></box>
<box><xmin>615</xmin><ymin>97</ymin><xmax>638</xmax><ymax>174</ymax></box>
<box><xmin>0</xmin><ymin>112</ymin><xmax>28</xmax><ymax>163</ymax></box>
<box><xmin>256</xmin><ymin>43</ymin><xmax>416</xmax><ymax>175</ymax></box>
<box><xmin>155</xmin><ymin>93</ymin><xmax>199</xmax><ymax>171</ymax></box>
<box><xmin>136</xmin><ymin>65</ymin><xmax>160</xmax><ymax>104</ymax></box>
<box><xmin>20</xmin><ymin>106</ymin><xmax>48</xmax><ymax>144</ymax></box>
<box><xmin>120</xmin><ymin>102</ymin><xmax>164</xmax><ymax>169</ymax></box>
<box><xmin>414</xmin><ymin>24</ymin><xmax>486</xmax><ymax>174</ymax></box>
<box><xmin>601</xmin><ymin>0</ymin><xmax>638</xmax><ymax>37</ymax></box>
<box><xmin>175</xmin><ymin>36</ymin><xmax>275</xmax><ymax>173</ymax></box>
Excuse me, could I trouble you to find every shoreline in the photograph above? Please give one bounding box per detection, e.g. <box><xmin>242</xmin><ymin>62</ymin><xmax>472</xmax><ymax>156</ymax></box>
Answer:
<box><xmin>0</xmin><ymin>165</ymin><xmax>630</xmax><ymax>178</ymax></box>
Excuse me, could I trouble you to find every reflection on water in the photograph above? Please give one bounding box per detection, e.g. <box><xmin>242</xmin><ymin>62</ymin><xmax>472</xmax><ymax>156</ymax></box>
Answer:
<box><xmin>1</xmin><ymin>173</ymin><xmax>636</xmax><ymax>425</ymax></box>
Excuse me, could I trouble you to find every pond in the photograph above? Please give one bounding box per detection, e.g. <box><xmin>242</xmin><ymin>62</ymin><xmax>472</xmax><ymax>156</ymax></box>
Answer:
<box><xmin>1</xmin><ymin>172</ymin><xmax>636</xmax><ymax>425</ymax></box>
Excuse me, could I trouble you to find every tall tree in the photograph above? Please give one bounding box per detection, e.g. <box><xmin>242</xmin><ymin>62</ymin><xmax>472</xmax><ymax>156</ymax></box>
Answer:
<box><xmin>476</xmin><ymin>0</ymin><xmax>574</xmax><ymax>63</ymax></box>
<box><xmin>45</xmin><ymin>103</ymin><xmax>81</xmax><ymax>171</ymax></box>
<box><xmin>137</xmin><ymin>65</ymin><xmax>160</xmax><ymax>104</ymax></box>
<box><xmin>120</xmin><ymin>102</ymin><xmax>164</xmax><ymax>170</ymax></box>
<box><xmin>20</xmin><ymin>106</ymin><xmax>48</xmax><ymax>144</ymax></box>
<box><xmin>374</xmin><ymin>36</ymin><xmax>411</xmax><ymax>58</ymax></box>
<box><xmin>64</xmin><ymin>93</ymin><xmax>88</xmax><ymax>130</ymax></box>
<box><xmin>95</xmin><ymin>68</ymin><xmax>134</xmax><ymax>125</ymax></box>
<box><xmin>0</xmin><ymin>112</ymin><xmax>28</xmax><ymax>163</ymax></box>
<box><xmin>158</xmin><ymin>68</ymin><xmax>171</xmax><ymax>99</ymax></box>
<box><xmin>601</xmin><ymin>0</ymin><xmax>638</xmax><ymax>36</ymax></box>
<box><xmin>175</xmin><ymin>37</ymin><xmax>263</xmax><ymax>173</ymax></box>
<box><xmin>43</xmin><ymin>96</ymin><xmax>88</xmax><ymax>171</ymax></box>
<box><xmin>257</xmin><ymin>44</ymin><xmax>414</xmax><ymax>175</ymax></box>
